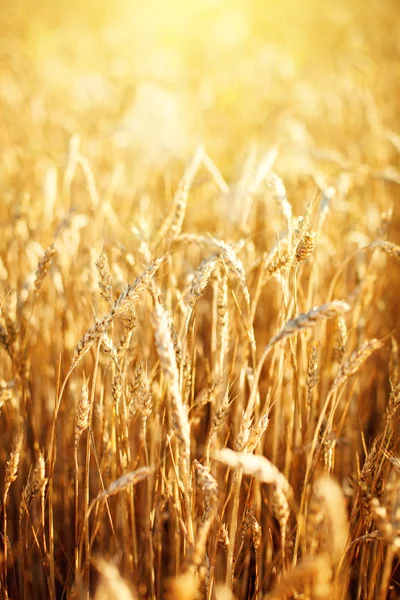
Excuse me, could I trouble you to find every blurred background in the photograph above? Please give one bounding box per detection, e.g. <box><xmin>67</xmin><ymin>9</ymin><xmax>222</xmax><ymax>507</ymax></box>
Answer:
<box><xmin>2</xmin><ymin>0</ymin><xmax>400</xmax><ymax>173</ymax></box>
<box><xmin>2</xmin><ymin>0</ymin><xmax>400</xmax><ymax>276</ymax></box>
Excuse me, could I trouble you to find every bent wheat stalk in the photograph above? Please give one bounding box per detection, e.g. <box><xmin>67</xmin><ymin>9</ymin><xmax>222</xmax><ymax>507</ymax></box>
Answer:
<box><xmin>246</xmin><ymin>301</ymin><xmax>350</xmax><ymax>426</ymax></box>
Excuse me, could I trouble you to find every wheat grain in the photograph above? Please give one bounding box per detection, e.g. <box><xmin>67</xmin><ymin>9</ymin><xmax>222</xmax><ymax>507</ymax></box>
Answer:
<box><xmin>210</xmin><ymin>237</ymin><xmax>250</xmax><ymax>306</ymax></box>
<box><xmin>94</xmin><ymin>468</ymin><xmax>151</xmax><ymax>503</ymax></box>
<box><xmin>370</xmin><ymin>240</ymin><xmax>400</xmax><ymax>259</ymax></box>
<box><xmin>4</xmin><ymin>435</ymin><xmax>23</xmax><ymax>501</ymax></box>
<box><xmin>187</xmin><ymin>254</ymin><xmax>219</xmax><ymax>310</ymax></box>
<box><xmin>34</xmin><ymin>243</ymin><xmax>56</xmax><ymax>293</ymax></box>
<box><xmin>96</xmin><ymin>250</ymin><xmax>113</xmax><ymax>308</ymax></box>
<box><xmin>331</xmin><ymin>338</ymin><xmax>383</xmax><ymax>394</ymax></box>
<box><xmin>75</xmin><ymin>375</ymin><xmax>90</xmax><ymax>447</ymax></box>
<box><xmin>295</xmin><ymin>231</ymin><xmax>316</xmax><ymax>263</ymax></box>
<box><xmin>268</xmin><ymin>301</ymin><xmax>350</xmax><ymax>349</ymax></box>
<box><xmin>306</xmin><ymin>342</ymin><xmax>319</xmax><ymax>407</ymax></box>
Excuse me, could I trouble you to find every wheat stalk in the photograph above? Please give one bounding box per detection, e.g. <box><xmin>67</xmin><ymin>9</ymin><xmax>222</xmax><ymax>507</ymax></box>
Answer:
<box><xmin>245</xmin><ymin>301</ymin><xmax>350</xmax><ymax>430</ymax></box>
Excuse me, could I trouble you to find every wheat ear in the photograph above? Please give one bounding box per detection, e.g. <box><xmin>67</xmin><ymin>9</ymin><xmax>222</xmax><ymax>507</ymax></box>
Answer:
<box><xmin>246</xmin><ymin>301</ymin><xmax>350</xmax><ymax>431</ymax></box>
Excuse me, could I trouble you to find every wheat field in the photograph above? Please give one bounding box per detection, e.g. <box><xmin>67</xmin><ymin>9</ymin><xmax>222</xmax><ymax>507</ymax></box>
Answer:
<box><xmin>1</xmin><ymin>0</ymin><xmax>400</xmax><ymax>598</ymax></box>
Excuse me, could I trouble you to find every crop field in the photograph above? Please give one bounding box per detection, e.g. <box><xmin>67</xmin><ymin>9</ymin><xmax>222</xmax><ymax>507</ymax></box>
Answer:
<box><xmin>1</xmin><ymin>0</ymin><xmax>400</xmax><ymax>598</ymax></box>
